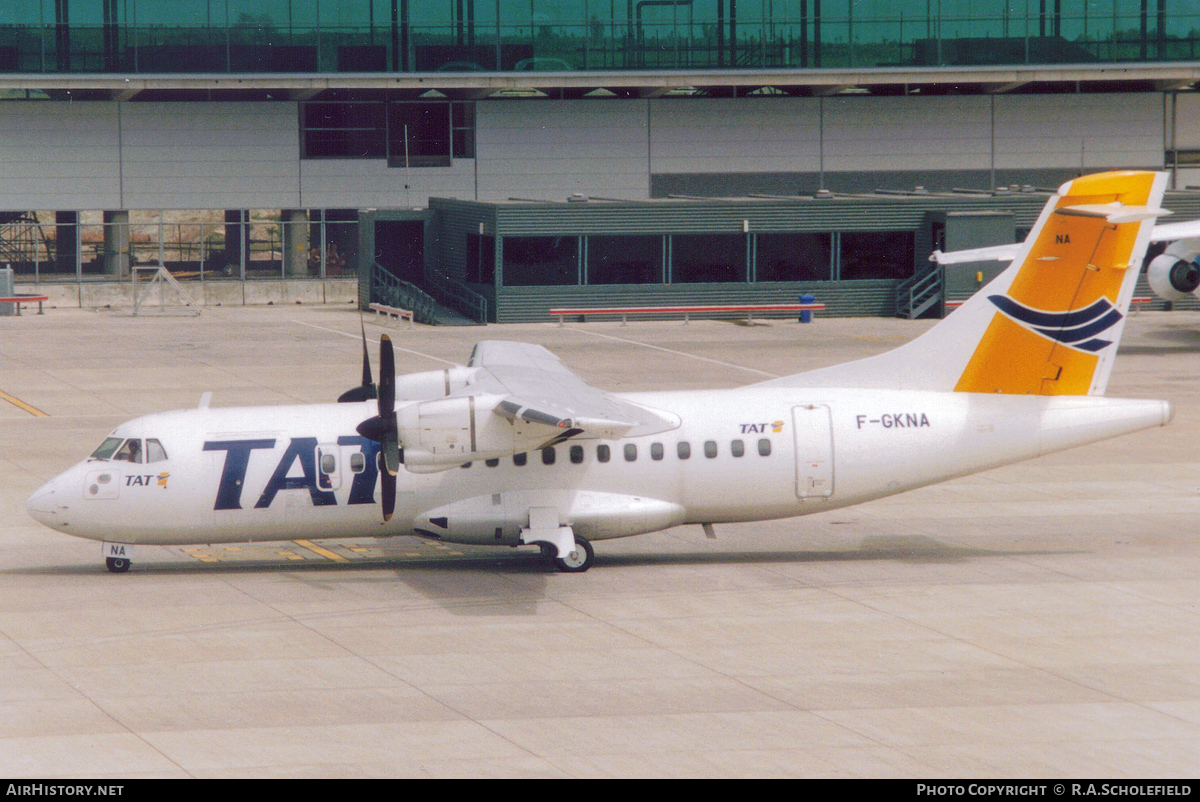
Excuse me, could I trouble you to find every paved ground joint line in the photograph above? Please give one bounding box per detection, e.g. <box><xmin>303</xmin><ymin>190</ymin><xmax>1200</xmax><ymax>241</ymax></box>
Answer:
<box><xmin>560</xmin><ymin>325</ymin><xmax>781</xmax><ymax>379</ymax></box>
<box><xmin>292</xmin><ymin>319</ymin><xmax>462</xmax><ymax>366</ymax></box>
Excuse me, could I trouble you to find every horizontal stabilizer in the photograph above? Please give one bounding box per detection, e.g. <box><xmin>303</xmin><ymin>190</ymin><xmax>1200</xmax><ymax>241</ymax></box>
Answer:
<box><xmin>1054</xmin><ymin>202</ymin><xmax>1171</xmax><ymax>224</ymax></box>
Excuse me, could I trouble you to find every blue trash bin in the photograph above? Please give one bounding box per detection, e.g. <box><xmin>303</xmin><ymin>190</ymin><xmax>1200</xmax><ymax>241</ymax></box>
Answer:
<box><xmin>799</xmin><ymin>293</ymin><xmax>815</xmax><ymax>323</ymax></box>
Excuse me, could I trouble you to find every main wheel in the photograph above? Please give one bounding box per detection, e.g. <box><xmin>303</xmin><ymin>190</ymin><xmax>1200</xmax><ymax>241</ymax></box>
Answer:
<box><xmin>106</xmin><ymin>557</ymin><xmax>131</xmax><ymax>574</ymax></box>
<box><xmin>554</xmin><ymin>537</ymin><xmax>593</xmax><ymax>573</ymax></box>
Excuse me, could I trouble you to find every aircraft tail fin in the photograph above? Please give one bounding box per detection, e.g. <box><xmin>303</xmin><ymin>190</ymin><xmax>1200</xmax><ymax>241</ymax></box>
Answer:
<box><xmin>760</xmin><ymin>170</ymin><xmax>1169</xmax><ymax>396</ymax></box>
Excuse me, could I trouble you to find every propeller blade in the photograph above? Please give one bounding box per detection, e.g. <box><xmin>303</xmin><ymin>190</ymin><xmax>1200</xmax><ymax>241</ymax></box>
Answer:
<box><xmin>382</xmin><ymin>431</ymin><xmax>400</xmax><ymax>476</ymax></box>
<box><xmin>337</xmin><ymin>314</ymin><xmax>378</xmax><ymax>402</ymax></box>
<box><xmin>360</xmin><ymin>314</ymin><xmax>373</xmax><ymax>388</ymax></box>
<box><xmin>338</xmin><ymin>385</ymin><xmax>376</xmax><ymax>403</ymax></box>
<box><xmin>381</xmin><ymin>471</ymin><xmax>396</xmax><ymax>522</ymax></box>
<box><xmin>357</xmin><ymin>334</ymin><xmax>401</xmax><ymax>523</ymax></box>
<box><xmin>379</xmin><ymin>334</ymin><xmax>395</xmax><ymax>416</ymax></box>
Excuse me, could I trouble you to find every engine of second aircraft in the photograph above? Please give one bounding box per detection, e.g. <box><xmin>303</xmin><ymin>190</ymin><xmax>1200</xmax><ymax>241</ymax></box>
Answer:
<box><xmin>1147</xmin><ymin>241</ymin><xmax>1200</xmax><ymax>301</ymax></box>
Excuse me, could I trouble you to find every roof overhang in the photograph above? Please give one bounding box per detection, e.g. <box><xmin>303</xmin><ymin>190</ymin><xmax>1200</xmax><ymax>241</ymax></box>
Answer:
<box><xmin>2</xmin><ymin>62</ymin><xmax>1198</xmax><ymax>101</ymax></box>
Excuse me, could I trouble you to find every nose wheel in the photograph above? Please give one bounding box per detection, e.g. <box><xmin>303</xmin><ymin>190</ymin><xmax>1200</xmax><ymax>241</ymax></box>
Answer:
<box><xmin>105</xmin><ymin>557</ymin><xmax>131</xmax><ymax>574</ymax></box>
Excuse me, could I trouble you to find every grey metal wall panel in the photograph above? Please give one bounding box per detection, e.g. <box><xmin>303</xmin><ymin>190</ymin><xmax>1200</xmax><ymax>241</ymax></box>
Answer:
<box><xmin>822</xmin><ymin>96</ymin><xmax>992</xmax><ymax>174</ymax></box>
<box><xmin>1175</xmin><ymin>94</ymin><xmax>1200</xmax><ymax>150</ymax></box>
<box><xmin>649</xmin><ymin>97</ymin><xmax>821</xmax><ymax>175</ymax></box>
<box><xmin>300</xmin><ymin>157</ymin><xmax>476</xmax><ymax>208</ymax></box>
<box><xmin>120</xmin><ymin>102</ymin><xmax>300</xmax><ymax>209</ymax></box>
<box><xmin>475</xmin><ymin>100</ymin><xmax>649</xmax><ymax>200</ymax></box>
<box><xmin>0</xmin><ymin>102</ymin><xmax>121</xmax><ymax>210</ymax></box>
<box><xmin>994</xmin><ymin>94</ymin><xmax>1164</xmax><ymax>170</ymax></box>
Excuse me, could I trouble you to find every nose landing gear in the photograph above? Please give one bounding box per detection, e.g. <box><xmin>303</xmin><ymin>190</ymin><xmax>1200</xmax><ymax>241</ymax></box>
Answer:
<box><xmin>103</xmin><ymin>543</ymin><xmax>133</xmax><ymax>574</ymax></box>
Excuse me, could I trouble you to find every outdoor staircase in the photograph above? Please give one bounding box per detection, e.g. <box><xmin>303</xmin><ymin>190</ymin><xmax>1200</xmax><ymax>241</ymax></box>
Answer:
<box><xmin>896</xmin><ymin>266</ymin><xmax>944</xmax><ymax>319</ymax></box>
<box><xmin>371</xmin><ymin>262</ymin><xmax>483</xmax><ymax>326</ymax></box>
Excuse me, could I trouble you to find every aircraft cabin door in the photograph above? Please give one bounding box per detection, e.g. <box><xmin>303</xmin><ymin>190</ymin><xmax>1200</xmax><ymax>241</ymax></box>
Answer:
<box><xmin>792</xmin><ymin>405</ymin><xmax>834</xmax><ymax>499</ymax></box>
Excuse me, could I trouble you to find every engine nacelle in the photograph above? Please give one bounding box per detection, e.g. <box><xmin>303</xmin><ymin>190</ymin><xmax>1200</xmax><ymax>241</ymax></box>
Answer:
<box><xmin>397</xmin><ymin>393</ymin><xmax>561</xmax><ymax>470</ymax></box>
<box><xmin>394</xmin><ymin>366</ymin><xmax>480</xmax><ymax>401</ymax></box>
<box><xmin>1147</xmin><ymin>253</ymin><xmax>1200</xmax><ymax>301</ymax></box>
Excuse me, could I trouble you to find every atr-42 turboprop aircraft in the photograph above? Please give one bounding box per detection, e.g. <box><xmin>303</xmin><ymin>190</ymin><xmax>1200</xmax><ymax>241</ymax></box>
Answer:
<box><xmin>27</xmin><ymin>170</ymin><xmax>1176</xmax><ymax>573</ymax></box>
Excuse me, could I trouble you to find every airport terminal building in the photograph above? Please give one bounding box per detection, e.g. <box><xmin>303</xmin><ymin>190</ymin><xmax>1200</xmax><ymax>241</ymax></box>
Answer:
<box><xmin>1</xmin><ymin>2</ymin><xmax>1200</xmax><ymax>321</ymax></box>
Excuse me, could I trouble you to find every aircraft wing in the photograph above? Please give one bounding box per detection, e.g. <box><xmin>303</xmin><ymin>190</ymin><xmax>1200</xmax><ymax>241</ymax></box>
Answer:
<box><xmin>1149</xmin><ymin>219</ymin><xmax>1200</xmax><ymax>242</ymax></box>
<box><xmin>932</xmin><ymin>217</ymin><xmax>1200</xmax><ymax>266</ymax></box>
<box><xmin>464</xmin><ymin>340</ymin><xmax>677</xmax><ymax>441</ymax></box>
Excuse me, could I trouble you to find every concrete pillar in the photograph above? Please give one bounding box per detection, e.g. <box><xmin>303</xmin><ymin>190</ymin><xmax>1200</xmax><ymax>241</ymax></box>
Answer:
<box><xmin>102</xmin><ymin>210</ymin><xmax>130</xmax><ymax>277</ymax></box>
<box><xmin>223</xmin><ymin>209</ymin><xmax>248</xmax><ymax>278</ymax></box>
<box><xmin>0</xmin><ymin>265</ymin><xmax>13</xmax><ymax>316</ymax></box>
<box><xmin>282</xmin><ymin>209</ymin><xmax>309</xmax><ymax>278</ymax></box>
<box><xmin>54</xmin><ymin>211</ymin><xmax>78</xmax><ymax>277</ymax></box>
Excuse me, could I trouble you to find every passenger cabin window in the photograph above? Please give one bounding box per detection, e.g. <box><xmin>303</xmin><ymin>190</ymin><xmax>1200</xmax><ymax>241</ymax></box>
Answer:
<box><xmin>114</xmin><ymin>439</ymin><xmax>144</xmax><ymax>463</ymax></box>
<box><xmin>569</xmin><ymin>445</ymin><xmax>584</xmax><ymax>464</ymax></box>
<box><xmin>651</xmin><ymin>443</ymin><xmax>664</xmax><ymax>460</ymax></box>
<box><xmin>597</xmin><ymin>444</ymin><xmax>610</xmax><ymax>463</ymax></box>
<box><xmin>677</xmin><ymin>441</ymin><xmax>690</xmax><ymax>459</ymax></box>
<box><xmin>704</xmin><ymin>440</ymin><xmax>718</xmax><ymax>459</ymax></box>
<box><xmin>320</xmin><ymin>453</ymin><xmax>337</xmax><ymax>474</ymax></box>
<box><xmin>731</xmin><ymin>439</ymin><xmax>745</xmax><ymax>457</ymax></box>
<box><xmin>486</xmin><ymin>458</ymin><xmax>500</xmax><ymax>467</ymax></box>
<box><xmin>542</xmin><ymin>447</ymin><xmax>556</xmax><ymax>465</ymax></box>
<box><xmin>350</xmin><ymin>452</ymin><xmax>366</xmax><ymax>473</ymax></box>
<box><xmin>514</xmin><ymin>452</ymin><xmax>527</xmax><ymax>466</ymax></box>
<box><xmin>758</xmin><ymin>438</ymin><xmax>772</xmax><ymax>456</ymax></box>
<box><xmin>624</xmin><ymin>443</ymin><xmax>637</xmax><ymax>462</ymax></box>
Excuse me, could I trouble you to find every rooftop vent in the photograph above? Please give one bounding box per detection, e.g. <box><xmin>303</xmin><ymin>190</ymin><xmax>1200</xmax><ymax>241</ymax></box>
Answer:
<box><xmin>567</xmin><ymin>193</ymin><xmax>589</xmax><ymax>203</ymax></box>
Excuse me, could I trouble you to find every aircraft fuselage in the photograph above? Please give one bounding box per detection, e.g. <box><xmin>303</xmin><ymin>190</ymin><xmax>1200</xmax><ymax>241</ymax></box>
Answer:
<box><xmin>26</xmin><ymin>387</ymin><xmax>1171</xmax><ymax>550</ymax></box>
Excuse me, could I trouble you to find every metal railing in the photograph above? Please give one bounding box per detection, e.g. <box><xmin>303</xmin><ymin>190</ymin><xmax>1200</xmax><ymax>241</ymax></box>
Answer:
<box><xmin>424</xmin><ymin>269</ymin><xmax>488</xmax><ymax>324</ymax></box>
<box><xmin>896</xmin><ymin>266</ymin><xmax>943</xmax><ymax>320</ymax></box>
<box><xmin>371</xmin><ymin>261</ymin><xmax>438</xmax><ymax>325</ymax></box>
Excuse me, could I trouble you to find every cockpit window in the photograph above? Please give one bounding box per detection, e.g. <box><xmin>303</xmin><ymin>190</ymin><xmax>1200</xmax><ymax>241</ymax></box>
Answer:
<box><xmin>90</xmin><ymin>437</ymin><xmax>124</xmax><ymax>460</ymax></box>
<box><xmin>113</xmin><ymin>439</ymin><xmax>143</xmax><ymax>463</ymax></box>
<box><xmin>146</xmin><ymin>439</ymin><xmax>168</xmax><ymax>463</ymax></box>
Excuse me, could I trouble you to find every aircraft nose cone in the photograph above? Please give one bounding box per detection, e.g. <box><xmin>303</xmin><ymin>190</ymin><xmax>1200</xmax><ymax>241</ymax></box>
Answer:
<box><xmin>26</xmin><ymin>477</ymin><xmax>67</xmax><ymax>529</ymax></box>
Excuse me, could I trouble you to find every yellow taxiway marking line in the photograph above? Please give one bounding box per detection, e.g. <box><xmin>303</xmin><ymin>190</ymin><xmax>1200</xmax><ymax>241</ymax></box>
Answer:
<box><xmin>0</xmin><ymin>389</ymin><xmax>47</xmax><ymax>417</ymax></box>
<box><xmin>293</xmin><ymin>539</ymin><xmax>349</xmax><ymax>562</ymax></box>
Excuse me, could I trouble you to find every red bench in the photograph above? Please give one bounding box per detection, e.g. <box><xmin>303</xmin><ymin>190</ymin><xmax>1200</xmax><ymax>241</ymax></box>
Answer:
<box><xmin>550</xmin><ymin>303</ymin><xmax>825</xmax><ymax>326</ymax></box>
<box><xmin>0</xmin><ymin>295</ymin><xmax>48</xmax><ymax>316</ymax></box>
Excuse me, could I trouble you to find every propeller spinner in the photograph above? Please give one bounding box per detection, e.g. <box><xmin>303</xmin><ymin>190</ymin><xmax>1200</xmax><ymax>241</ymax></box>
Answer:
<box><xmin>356</xmin><ymin>335</ymin><xmax>401</xmax><ymax>521</ymax></box>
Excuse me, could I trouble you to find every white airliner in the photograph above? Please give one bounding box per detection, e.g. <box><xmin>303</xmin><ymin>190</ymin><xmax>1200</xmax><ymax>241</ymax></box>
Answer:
<box><xmin>27</xmin><ymin>170</ymin><xmax>1177</xmax><ymax>573</ymax></box>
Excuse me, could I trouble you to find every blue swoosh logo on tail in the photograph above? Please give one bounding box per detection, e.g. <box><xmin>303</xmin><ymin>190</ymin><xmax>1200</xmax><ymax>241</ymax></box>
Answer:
<box><xmin>988</xmin><ymin>295</ymin><xmax>1122</xmax><ymax>352</ymax></box>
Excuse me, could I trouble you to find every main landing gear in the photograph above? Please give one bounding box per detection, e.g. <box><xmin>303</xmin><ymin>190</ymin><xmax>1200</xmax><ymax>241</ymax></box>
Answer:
<box><xmin>533</xmin><ymin>534</ymin><xmax>595</xmax><ymax>572</ymax></box>
<box><xmin>551</xmin><ymin>537</ymin><xmax>593</xmax><ymax>573</ymax></box>
<box><xmin>521</xmin><ymin>512</ymin><xmax>594</xmax><ymax>572</ymax></box>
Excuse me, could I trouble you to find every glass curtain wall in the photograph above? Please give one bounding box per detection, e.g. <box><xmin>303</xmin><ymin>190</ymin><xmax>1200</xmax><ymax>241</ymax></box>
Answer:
<box><xmin>494</xmin><ymin>229</ymin><xmax>912</xmax><ymax>287</ymax></box>
<box><xmin>0</xmin><ymin>209</ymin><xmax>357</xmax><ymax>284</ymax></box>
<box><xmin>1</xmin><ymin>2</ymin><xmax>1195</xmax><ymax>74</ymax></box>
